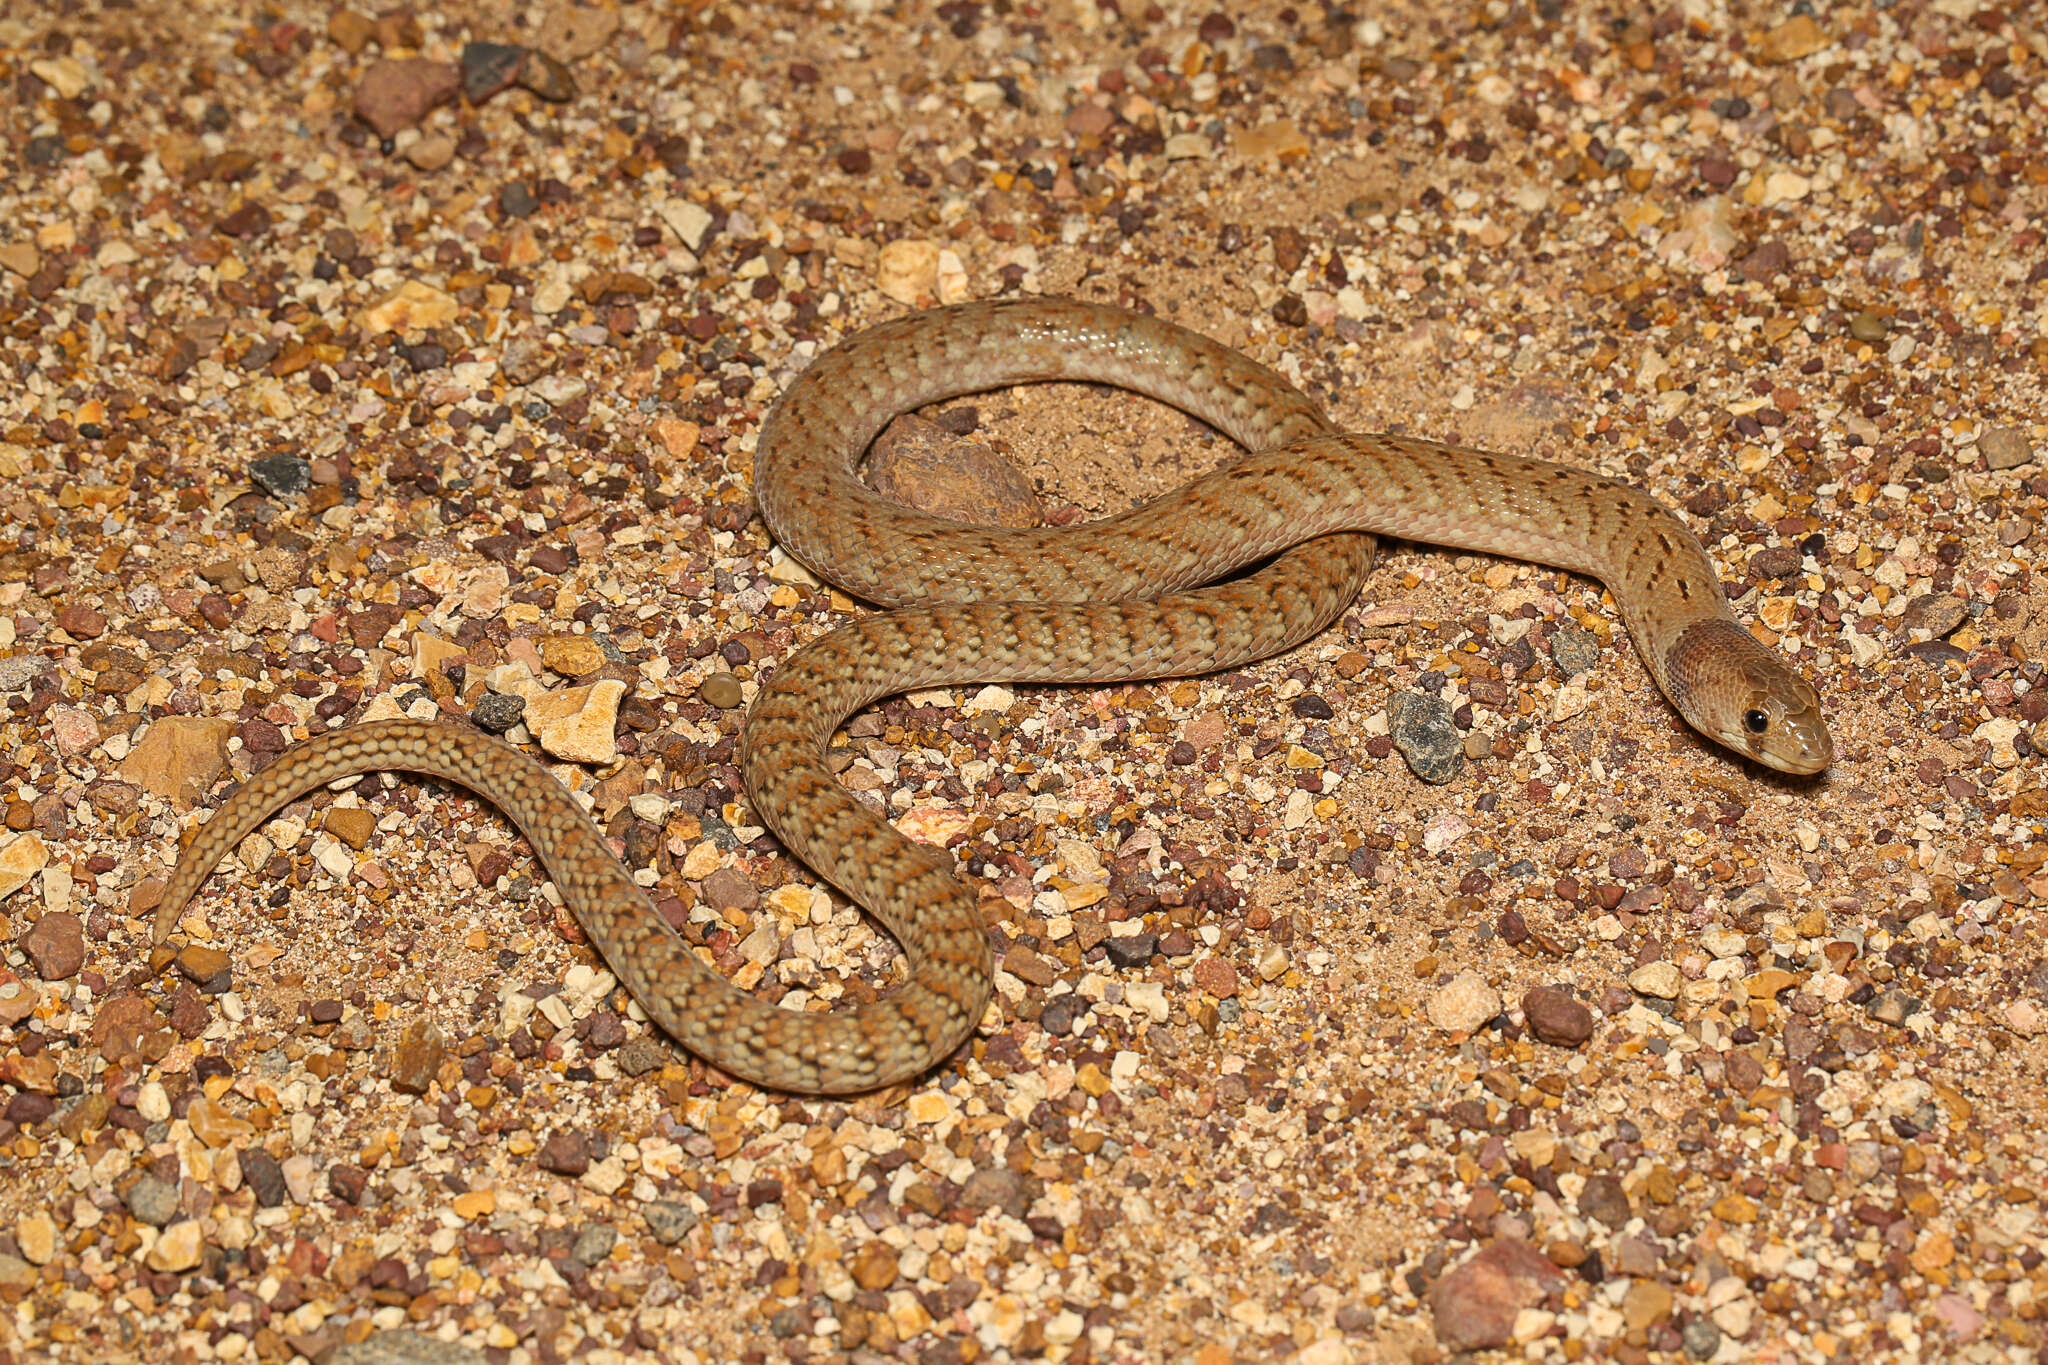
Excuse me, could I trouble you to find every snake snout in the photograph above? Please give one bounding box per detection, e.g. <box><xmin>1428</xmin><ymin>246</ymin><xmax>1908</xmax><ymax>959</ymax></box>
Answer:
<box><xmin>1770</xmin><ymin>695</ymin><xmax>1833</xmax><ymax>775</ymax></box>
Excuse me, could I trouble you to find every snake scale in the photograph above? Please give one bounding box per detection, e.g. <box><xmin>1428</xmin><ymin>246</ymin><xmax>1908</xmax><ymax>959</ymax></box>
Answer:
<box><xmin>157</xmin><ymin>299</ymin><xmax>1830</xmax><ymax>1093</ymax></box>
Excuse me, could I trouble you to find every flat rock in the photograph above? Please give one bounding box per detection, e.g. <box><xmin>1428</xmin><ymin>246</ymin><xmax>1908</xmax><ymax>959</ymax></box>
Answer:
<box><xmin>353</xmin><ymin>58</ymin><xmax>460</xmax><ymax>139</ymax></box>
<box><xmin>867</xmin><ymin>414</ymin><xmax>1044</xmax><ymax>529</ymax></box>
<box><xmin>1756</xmin><ymin>14</ymin><xmax>1829</xmax><ymax>65</ymax></box>
<box><xmin>1901</xmin><ymin>594</ymin><xmax>1968</xmax><ymax>638</ymax></box>
<box><xmin>1981</xmin><ymin>426</ymin><xmax>2034</xmax><ymax>470</ymax></box>
<box><xmin>335</xmin><ymin>1330</ymin><xmax>488</xmax><ymax>1365</ymax></box>
<box><xmin>525</xmin><ymin>679</ymin><xmax>626</xmax><ymax>764</ymax></box>
<box><xmin>118</xmin><ymin>717</ymin><xmax>236</xmax><ymax>805</ymax></box>
<box><xmin>1430</xmin><ymin>1237</ymin><xmax>1568</xmax><ymax>1352</ymax></box>
<box><xmin>359</xmin><ymin>279</ymin><xmax>461</xmax><ymax>335</ymax></box>
<box><xmin>20</xmin><ymin>912</ymin><xmax>84</xmax><ymax>980</ymax></box>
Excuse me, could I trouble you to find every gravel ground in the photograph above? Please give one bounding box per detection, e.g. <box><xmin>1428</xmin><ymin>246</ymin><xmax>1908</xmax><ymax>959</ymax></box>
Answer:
<box><xmin>3</xmin><ymin>2</ymin><xmax>2047</xmax><ymax>1363</ymax></box>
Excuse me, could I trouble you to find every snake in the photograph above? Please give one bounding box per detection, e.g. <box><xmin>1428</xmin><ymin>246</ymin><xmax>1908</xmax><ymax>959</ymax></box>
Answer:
<box><xmin>155</xmin><ymin>298</ymin><xmax>1831</xmax><ymax>1094</ymax></box>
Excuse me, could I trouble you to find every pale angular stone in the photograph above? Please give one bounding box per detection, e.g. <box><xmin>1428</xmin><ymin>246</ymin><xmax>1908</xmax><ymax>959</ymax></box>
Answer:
<box><xmin>0</xmin><ymin>242</ymin><xmax>40</xmax><ymax>279</ymax></box>
<box><xmin>14</xmin><ymin>1212</ymin><xmax>55</xmax><ymax>1265</ymax></box>
<box><xmin>1233</xmin><ymin>119</ymin><xmax>1309</xmax><ymax>160</ymax></box>
<box><xmin>119</xmin><ymin>717</ymin><xmax>236</xmax><ymax>804</ymax></box>
<box><xmin>658</xmin><ymin>198</ymin><xmax>713</xmax><ymax>251</ymax></box>
<box><xmin>876</xmin><ymin>239</ymin><xmax>941</xmax><ymax>305</ymax></box>
<box><xmin>147</xmin><ymin>1220</ymin><xmax>206</xmax><ymax>1272</ymax></box>
<box><xmin>1427</xmin><ymin>972</ymin><xmax>1502</xmax><ymax>1033</ymax></box>
<box><xmin>359</xmin><ymin>279</ymin><xmax>461</xmax><ymax>335</ymax></box>
<box><xmin>525</xmin><ymin>679</ymin><xmax>627</xmax><ymax>764</ymax></box>
<box><xmin>0</xmin><ymin>832</ymin><xmax>50</xmax><ymax>902</ymax></box>
<box><xmin>1630</xmin><ymin>961</ymin><xmax>1683</xmax><ymax>999</ymax></box>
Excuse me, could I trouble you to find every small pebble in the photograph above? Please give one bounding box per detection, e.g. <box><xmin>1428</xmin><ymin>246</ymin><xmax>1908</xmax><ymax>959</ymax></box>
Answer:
<box><xmin>126</xmin><ymin>1175</ymin><xmax>181</xmax><ymax>1227</ymax></box>
<box><xmin>570</xmin><ymin>1223</ymin><xmax>619</xmax><ymax>1267</ymax></box>
<box><xmin>517</xmin><ymin>49</ymin><xmax>578</xmax><ymax>102</ymax></box>
<box><xmin>1521</xmin><ymin>985</ymin><xmax>1593</xmax><ymax>1047</ymax></box>
<box><xmin>1900</xmin><ymin>594</ymin><xmax>1968</xmax><ymax>638</ymax></box>
<box><xmin>644</xmin><ymin>1201</ymin><xmax>699</xmax><ymax>1246</ymax></box>
<box><xmin>1426</xmin><ymin>971</ymin><xmax>1501</xmax><ymax>1034</ymax></box>
<box><xmin>19</xmin><ymin>912</ymin><xmax>83</xmax><ymax>979</ymax></box>
<box><xmin>353</xmin><ymin>57</ymin><xmax>460</xmax><ymax>139</ymax></box>
<box><xmin>851</xmin><ymin>1240</ymin><xmax>900</xmax><ymax>1290</ymax></box>
<box><xmin>1577</xmin><ymin>1173</ymin><xmax>1632</xmax><ymax>1227</ymax></box>
<box><xmin>145</xmin><ymin>1220</ymin><xmax>206</xmax><ymax>1273</ymax></box>
<box><xmin>388</xmin><ymin>1018</ymin><xmax>447</xmax><ymax>1095</ymax></box>
<box><xmin>1387</xmin><ymin>690</ymin><xmax>1464</xmax><ymax>784</ymax></box>
<box><xmin>699</xmin><ymin>672</ymin><xmax>744</xmax><ymax>708</ymax></box>
<box><xmin>325</xmin><ymin>806</ymin><xmax>378</xmax><ymax>850</ymax></box>
<box><xmin>471</xmin><ymin>693</ymin><xmax>526</xmax><ymax>733</ymax></box>
<box><xmin>1629</xmin><ymin>961</ymin><xmax>1682</xmax><ymax>999</ymax></box>
<box><xmin>1682</xmin><ymin>1318</ymin><xmax>1723</xmax><ymax>1360</ymax></box>
<box><xmin>174</xmin><ymin>944</ymin><xmax>232</xmax><ymax>987</ymax></box>
<box><xmin>460</xmin><ymin>41</ymin><xmax>529</xmax><ymax>102</ymax></box>
<box><xmin>1547</xmin><ymin>625</ymin><xmax>1601</xmax><ymax>678</ymax></box>
<box><xmin>405</xmin><ymin>133</ymin><xmax>457</xmax><ymax>172</ymax></box>
<box><xmin>239</xmin><ymin>1149</ymin><xmax>289</xmax><ymax>1207</ymax></box>
<box><xmin>537</xmin><ymin>1131</ymin><xmax>591</xmax><ymax>1177</ymax></box>
<box><xmin>1980</xmin><ymin>426</ymin><xmax>2034</xmax><ymax>471</ymax></box>
<box><xmin>1430</xmin><ymin>1238</ymin><xmax>1568</xmax><ymax>1352</ymax></box>
<box><xmin>249</xmin><ymin>454</ymin><xmax>312</xmax><ymax>499</ymax></box>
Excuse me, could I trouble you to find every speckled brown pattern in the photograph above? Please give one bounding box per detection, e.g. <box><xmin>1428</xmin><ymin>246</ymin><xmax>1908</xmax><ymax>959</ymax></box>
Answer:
<box><xmin>740</xmin><ymin>298</ymin><xmax>1829</xmax><ymax>1088</ymax></box>
<box><xmin>754</xmin><ymin>300</ymin><xmax>1830</xmax><ymax>771</ymax></box>
<box><xmin>151</xmin><ymin>719</ymin><xmax>961</xmax><ymax>1093</ymax></box>
<box><xmin>159</xmin><ymin>299</ymin><xmax>1828</xmax><ymax>1097</ymax></box>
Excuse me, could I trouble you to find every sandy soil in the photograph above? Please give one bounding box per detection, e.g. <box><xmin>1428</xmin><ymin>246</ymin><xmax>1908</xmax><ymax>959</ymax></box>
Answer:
<box><xmin>1</xmin><ymin>3</ymin><xmax>2046</xmax><ymax>1364</ymax></box>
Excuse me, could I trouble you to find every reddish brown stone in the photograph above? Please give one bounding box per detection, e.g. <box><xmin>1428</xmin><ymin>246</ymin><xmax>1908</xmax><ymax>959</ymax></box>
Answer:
<box><xmin>56</xmin><ymin>604</ymin><xmax>106</xmax><ymax>638</ymax></box>
<box><xmin>1522</xmin><ymin>985</ymin><xmax>1594</xmax><ymax>1047</ymax></box>
<box><xmin>1191</xmin><ymin>957</ymin><xmax>1240</xmax><ymax>999</ymax></box>
<box><xmin>353</xmin><ymin>58</ymin><xmax>459</xmax><ymax>139</ymax></box>
<box><xmin>20</xmin><ymin>912</ymin><xmax>84</xmax><ymax>980</ymax></box>
<box><xmin>1431</xmin><ymin>1238</ymin><xmax>1569</xmax><ymax>1352</ymax></box>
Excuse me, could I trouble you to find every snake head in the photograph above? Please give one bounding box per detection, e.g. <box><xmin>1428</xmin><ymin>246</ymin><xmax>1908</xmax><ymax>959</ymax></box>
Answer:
<box><xmin>1666</xmin><ymin>620</ymin><xmax>1833</xmax><ymax>775</ymax></box>
<box><xmin>1727</xmin><ymin>670</ymin><xmax>1832</xmax><ymax>774</ymax></box>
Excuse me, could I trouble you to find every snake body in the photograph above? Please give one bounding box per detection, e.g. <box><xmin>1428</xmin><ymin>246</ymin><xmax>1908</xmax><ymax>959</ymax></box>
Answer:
<box><xmin>157</xmin><ymin>299</ymin><xmax>1829</xmax><ymax>1094</ymax></box>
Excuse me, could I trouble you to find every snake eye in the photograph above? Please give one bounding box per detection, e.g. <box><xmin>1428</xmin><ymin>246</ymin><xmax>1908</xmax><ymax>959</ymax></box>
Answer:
<box><xmin>1743</xmin><ymin>709</ymin><xmax>1770</xmax><ymax>735</ymax></box>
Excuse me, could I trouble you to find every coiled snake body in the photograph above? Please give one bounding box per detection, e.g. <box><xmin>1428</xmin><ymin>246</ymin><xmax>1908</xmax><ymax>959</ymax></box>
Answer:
<box><xmin>158</xmin><ymin>300</ymin><xmax>1830</xmax><ymax>1093</ymax></box>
